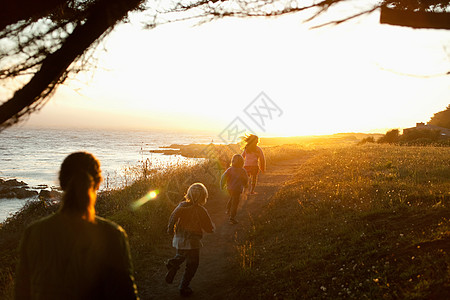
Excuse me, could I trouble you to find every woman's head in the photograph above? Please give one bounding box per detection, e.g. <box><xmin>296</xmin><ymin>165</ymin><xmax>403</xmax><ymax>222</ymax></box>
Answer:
<box><xmin>185</xmin><ymin>182</ymin><xmax>208</xmax><ymax>205</ymax></box>
<box><xmin>59</xmin><ymin>152</ymin><xmax>102</xmax><ymax>221</ymax></box>
<box><xmin>231</xmin><ymin>154</ymin><xmax>244</xmax><ymax>168</ymax></box>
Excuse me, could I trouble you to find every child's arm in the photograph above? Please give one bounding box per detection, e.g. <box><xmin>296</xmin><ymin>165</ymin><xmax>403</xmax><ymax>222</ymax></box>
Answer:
<box><xmin>241</xmin><ymin>168</ymin><xmax>249</xmax><ymax>188</ymax></box>
<box><xmin>199</xmin><ymin>207</ymin><xmax>214</xmax><ymax>233</ymax></box>
<box><xmin>167</xmin><ymin>207</ymin><xmax>180</xmax><ymax>234</ymax></box>
<box><xmin>258</xmin><ymin>147</ymin><xmax>266</xmax><ymax>172</ymax></box>
<box><xmin>220</xmin><ymin>170</ymin><xmax>228</xmax><ymax>190</ymax></box>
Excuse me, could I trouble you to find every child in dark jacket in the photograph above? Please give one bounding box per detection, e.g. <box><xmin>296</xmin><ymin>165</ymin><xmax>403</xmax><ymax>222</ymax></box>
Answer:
<box><xmin>165</xmin><ymin>183</ymin><xmax>214</xmax><ymax>297</ymax></box>
<box><xmin>220</xmin><ymin>154</ymin><xmax>248</xmax><ymax>224</ymax></box>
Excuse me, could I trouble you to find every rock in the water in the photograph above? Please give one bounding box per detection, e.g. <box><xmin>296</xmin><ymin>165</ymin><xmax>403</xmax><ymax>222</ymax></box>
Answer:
<box><xmin>39</xmin><ymin>190</ymin><xmax>62</xmax><ymax>201</ymax></box>
<box><xmin>3</xmin><ymin>179</ymin><xmax>27</xmax><ymax>187</ymax></box>
<box><xmin>11</xmin><ymin>188</ymin><xmax>38</xmax><ymax>199</ymax></box>
<box><xmin>0</xmin><ymin>179</ymin><xmax>61</xmax><ymax>200</ymax></box>
<box><xmin>0</xmin><ymin>190</ymin><xmax>16</xmax><ymax>198</ymax></box>
<box><xmin>33</xmin><ymin>184</ymin><xmax>49</xmax><ymax>190</ymax></box>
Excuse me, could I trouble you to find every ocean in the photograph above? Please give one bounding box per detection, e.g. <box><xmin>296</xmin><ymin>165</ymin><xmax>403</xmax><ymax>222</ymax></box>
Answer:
<box><xmin>0</xmin><ymin>127</ymin><xmax>215</xmax><ymax>222</ymax></box>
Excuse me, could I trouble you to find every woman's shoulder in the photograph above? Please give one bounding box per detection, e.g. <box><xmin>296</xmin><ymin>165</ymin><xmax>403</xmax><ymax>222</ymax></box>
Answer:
<box><xmin>25</xmin><ymin>213</ymin><xmax>58</xmax><ymax>232</ymax></box>
<box><xmin>95</xmin><ymin>216</ymin><xmax>127</xmax><ymax>235</ymax></box>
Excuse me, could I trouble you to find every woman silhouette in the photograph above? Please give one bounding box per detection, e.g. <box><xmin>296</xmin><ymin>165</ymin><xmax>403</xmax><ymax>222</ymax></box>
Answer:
<box><xmin>15</xmin><ymin>152</ymin><xmax>139</xmax><ymax>300</ymax></box>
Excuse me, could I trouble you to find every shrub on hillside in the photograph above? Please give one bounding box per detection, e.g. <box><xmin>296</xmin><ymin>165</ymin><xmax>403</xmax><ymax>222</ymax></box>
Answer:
<box><xmin>377</xmin><ymin>129</ymin><xmax>400</xmax><ymax>144</ymax></box>
<box><xmin>377</xmin><ymin>128</ymin><xmax>449</xmax><ymax>146</ymax></box>
<box><xmin>358</xmin><ymin>136</ymin><xmax>375</xmax><ymax>145</ymax></box>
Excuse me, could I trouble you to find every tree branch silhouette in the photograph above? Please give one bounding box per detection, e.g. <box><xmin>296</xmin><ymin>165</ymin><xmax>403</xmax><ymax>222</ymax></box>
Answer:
<box><xmin>0</xmin><ymin>0</ymin><xmax>449</xmax><ymax>129</ymax></box>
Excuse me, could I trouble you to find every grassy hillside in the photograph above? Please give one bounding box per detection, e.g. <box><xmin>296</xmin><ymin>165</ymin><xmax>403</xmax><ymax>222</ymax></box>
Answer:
<box><xmin>233</xmin><ymin>144</ymin><xmax>450</xmax><ymax>299</ymax></box>
<box><xmin>1</xmin><ymin>142</ymin><xmax>449</xmax><ymax>299</ymax></box>
<box><xmin>260</xmin><ymin>133</ymin><xmax>384</xmax><ymax>147</ymax></box>
<box><xmin>0</xmin><ymin>143</ymin><xmax>309</xmax><ymax>299</ymax></box>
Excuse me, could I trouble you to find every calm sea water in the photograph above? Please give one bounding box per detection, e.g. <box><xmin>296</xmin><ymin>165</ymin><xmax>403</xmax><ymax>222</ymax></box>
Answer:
<box><xmin>0</xmin><ymin>127</ymin><xmax>215</xmax><ymax>222</ymax></box>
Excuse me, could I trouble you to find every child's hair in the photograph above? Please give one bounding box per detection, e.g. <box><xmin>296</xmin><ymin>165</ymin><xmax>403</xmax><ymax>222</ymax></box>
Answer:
<box><xmin>59</xmin><ymin>152</ymin><xmax>102</xmax><ymax>221</ymax></box>
<box><xmin>185</xmin><ymin>182</ymin><xmax>208</xmax><ymax>205</ymax></box>
<box><xmin>243</xmin><ymin>134</ymin><xmax>259</xmax><ymax>153</ymax></box>
<box><xmin>231</xmin><ymin>154</ymin><xmax>244</xmax><ymax>168</ymax></box>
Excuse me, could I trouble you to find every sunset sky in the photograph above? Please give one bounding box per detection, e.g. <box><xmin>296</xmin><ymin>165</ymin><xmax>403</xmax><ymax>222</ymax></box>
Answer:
<box><xmin>15</xmin><ymin>8</ymin><xmax>450</xmax><ymax>137</ymax></box>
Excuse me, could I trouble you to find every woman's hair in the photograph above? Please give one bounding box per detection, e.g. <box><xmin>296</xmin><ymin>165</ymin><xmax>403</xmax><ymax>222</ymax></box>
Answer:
<box><xmin>243</xmin><ymin>134</ymin><xmax>259</xmax><ymax>153</ymax></box>
<box><xmin>185</xmin><ymin>182</ymin><xmax>208</xmax><ymax>205</ymax></box>
<box><xmin>231</xmin><ymin>154</ymin><xmax>244</xmax><ymax>168</ymax></box>
<box><xmin>59</xmin><ymin>152</ymin><xmax>102</xmax><ymax>221</ymax></box>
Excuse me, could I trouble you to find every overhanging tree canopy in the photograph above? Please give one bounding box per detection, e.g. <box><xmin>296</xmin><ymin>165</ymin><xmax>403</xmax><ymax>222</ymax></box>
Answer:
<box><xmin>1</xmin><ymin>0</ymin><xmax>449</xmax><ymax>129</ymax></box>
<box><xmin>428</xmin><ymin>105</ymin><xmax>450</xmax><ymax>129</ymax></box>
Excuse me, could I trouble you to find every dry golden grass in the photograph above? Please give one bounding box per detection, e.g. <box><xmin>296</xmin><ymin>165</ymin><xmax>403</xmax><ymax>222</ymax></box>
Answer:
<box><xmin>234</xmin><ymin>143</ymin><xmax>450</xmax><ymax>299</ymax></box>
<box><xmin>0</xmin><ymin>142</ymin><xmax>307</xmax><ymax>298</ymax></box>
<box><xmin>2</xmin><ymin>142</ymin><xmax>449</xmax><ymax>299</ymax></box>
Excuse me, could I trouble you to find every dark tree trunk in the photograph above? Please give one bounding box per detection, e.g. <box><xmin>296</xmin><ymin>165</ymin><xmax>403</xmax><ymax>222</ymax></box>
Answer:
<box><xmin>0</xmin><ymin>0</ymin><xmax>143</xmax><ymax>128</ymax></box>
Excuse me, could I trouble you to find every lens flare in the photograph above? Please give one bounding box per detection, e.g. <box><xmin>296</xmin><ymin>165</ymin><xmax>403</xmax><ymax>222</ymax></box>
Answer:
<box><xmin>131</xmin><ymin>190</ymin><xmax>159</xmax><ymax>210</ymax></box>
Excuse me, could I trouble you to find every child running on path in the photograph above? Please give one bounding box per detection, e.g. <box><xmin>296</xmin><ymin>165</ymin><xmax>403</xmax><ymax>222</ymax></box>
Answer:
<box><xmin>220</xmin><ymin>154</ymin><xmax>248</xmax><ymax>224</ymax></box>
<box><xmin>242</xmin><ymin>134</ymin><xmax>266</xmax><ymax>195</ymax></box>
<box><xmin>165</xmin><ymin>183</ymin><xmax>214</xmax><ymax>297</ymax></box>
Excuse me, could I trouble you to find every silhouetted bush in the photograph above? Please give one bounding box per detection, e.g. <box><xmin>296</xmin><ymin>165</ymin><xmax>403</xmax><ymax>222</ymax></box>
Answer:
<box><xmin>377</xmin><ymin>128</ymin><xmax>449</xmax><ymax>146</ymax></box>
<box><xmin>358</xmin><ymin>136</ymin><xmax>375</xmax><ymax>145</ymax></box>
<box><xmin>377</xmin><ymin>129</ymin><xmax>400</xmax><ymax>144</ymax></box>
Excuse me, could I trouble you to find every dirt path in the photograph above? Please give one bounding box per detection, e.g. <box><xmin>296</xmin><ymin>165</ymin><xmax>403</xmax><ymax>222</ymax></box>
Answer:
<box><xmin>145</xmin><ymin>157</ymin><xmax>307</xmax><ymax>299</ymax></box>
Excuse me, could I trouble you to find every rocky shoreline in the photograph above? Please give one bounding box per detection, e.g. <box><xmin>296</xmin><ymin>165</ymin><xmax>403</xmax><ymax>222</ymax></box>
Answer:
<box><xmin>149</xmin><ymin>143</ymin><xmax>240</xmax><ymax>158</ymax></box>
<box><xmin>149</xmin><ymin>144</ymin><xmax>213</xmax><ymax>157</ymax></box>
<box><xmin>0</xmin><ymin>178</ymin><xmax>62</xmax><ymax>201</ymax></box>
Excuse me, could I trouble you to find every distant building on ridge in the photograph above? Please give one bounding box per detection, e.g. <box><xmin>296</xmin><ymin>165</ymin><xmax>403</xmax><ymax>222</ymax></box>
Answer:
<box><xmin>403</xmin><ymin>122</ymin><xmax>450</xmax><ymax>138</ymax></box>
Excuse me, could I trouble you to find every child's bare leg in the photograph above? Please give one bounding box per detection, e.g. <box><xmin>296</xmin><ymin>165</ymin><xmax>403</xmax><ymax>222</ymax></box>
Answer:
<box><xmin>250</xmin><ymin>175</ymin><xmax>257</xmax><ymax>193</ymax></box>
